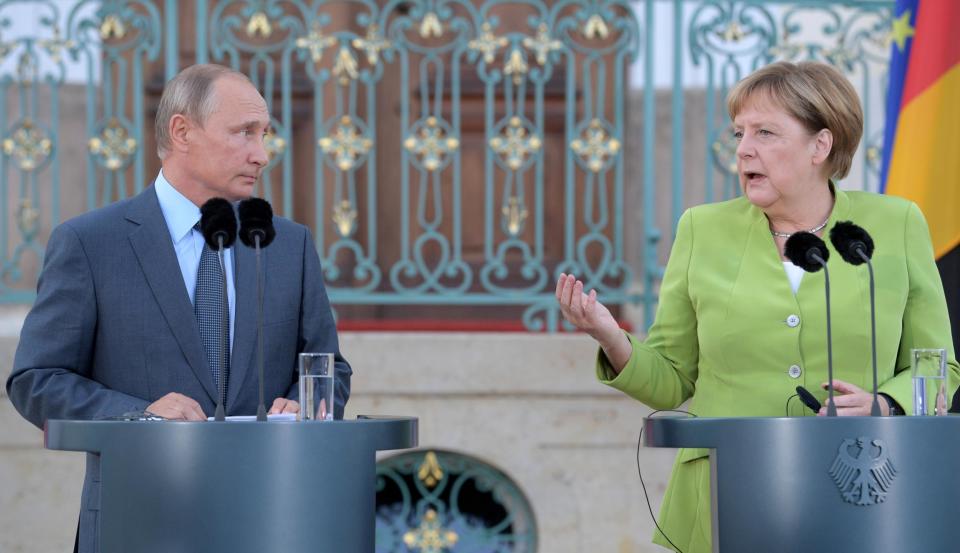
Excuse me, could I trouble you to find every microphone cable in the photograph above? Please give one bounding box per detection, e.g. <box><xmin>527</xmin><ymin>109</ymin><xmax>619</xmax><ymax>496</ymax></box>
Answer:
<box><xmin>636</xmin><ymin>409</ymin><xmax>696</xmax><ymax>553</ymax></box>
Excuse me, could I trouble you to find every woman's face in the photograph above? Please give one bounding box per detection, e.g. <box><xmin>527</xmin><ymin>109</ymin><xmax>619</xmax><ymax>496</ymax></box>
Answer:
<box><xmin>733</xmin><ymin>95</ymin><xmax>830</xmax><ymax>212</ymax></box>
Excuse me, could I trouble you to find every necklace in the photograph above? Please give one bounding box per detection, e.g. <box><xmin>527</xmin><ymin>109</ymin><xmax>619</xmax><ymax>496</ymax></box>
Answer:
<box><xmin>770</xmin><ymin>217</ymin><xmax>830</xmax><ymax>238</ymax></box>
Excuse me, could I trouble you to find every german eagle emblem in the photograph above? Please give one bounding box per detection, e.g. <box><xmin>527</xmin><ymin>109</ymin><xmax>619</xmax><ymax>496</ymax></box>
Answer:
<box><xmin>829</xmin><ymin>437</ymin><xmax>897</xmax><ymax>506</ymax></box>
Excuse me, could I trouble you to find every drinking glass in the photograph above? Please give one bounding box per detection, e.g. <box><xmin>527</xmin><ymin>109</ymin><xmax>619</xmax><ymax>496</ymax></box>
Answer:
<box><xmin>299</xmin><ymin>353</ymin><xmax>335</xmax><ymax>421</ymax></box>
<box><xmin>911</xmin><ymin>348</ymin><xmax>948</xmax><ymax>416</ymax></box>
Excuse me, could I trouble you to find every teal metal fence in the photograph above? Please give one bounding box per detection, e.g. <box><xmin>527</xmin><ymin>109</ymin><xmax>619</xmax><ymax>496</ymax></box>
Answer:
<box><xmin>0</xmin><ymin>0</ymin><xmax>894</xmax><ymax>330</ymax></box>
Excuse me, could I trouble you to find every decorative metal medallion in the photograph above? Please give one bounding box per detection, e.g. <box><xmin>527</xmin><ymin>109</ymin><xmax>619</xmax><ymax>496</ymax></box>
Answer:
<box><xmin>523</xmin><ymin>23</ymin><xmax>562</xmax><ymax>66</ymax></box>
<box><xmin>503</xmin><ymin>48</ymin><xmax>529</xmax><ymax>85</ymax></box>
<box><xmin>3</xmin><ymin>118</ymin><xmax>53</xmax><ymax>172</ymax></box>
<box><xmin>100</xmin><ymin>14</ymin><xmax>127</xmax><ymax>40</ymax></box>
<box><xmin>583</xmin><ymin>14</ymin><xmax>609</xmax><ymax>40</ymax></box>
<box><xmin>263</xmin><ymin>129</ymin><xmax>286</xmax><ymax>164</ymax></box>
<box><xmin>88</xmin><ymin>118</ymin><xmax>137</xmax><ymax>171</ymax></box>
<box><xmin>17</xmin><ymin>197</ymin><xmax>40</xmax><ymax>237</ymax></box>
<box><xmin>489</xmin><ymin>116</ymin><xmax>541</xmax><ymax>171</ymax></box>
<box><xmin>38</xmin><ymin>26</ymin><xmax>75</xmax><ymax>63</ymax></box>
<box><xmin>296</xmin><ymin>22</ymin><xmax>336</xmax><ymax>64</ymax></box>
<box><xmin>712</xmin><ymin>128</ymin><xmax>739</xmax><ymax>175</ymax></box>
<box><xmin>829</xmin><ymin>437</ymin><xmax>897</xmax><ymax>506</ymax></box>
<box><xmin>717</xmin><ymin>21</ymin><xmax>748</xmax><ymax>43</ymax></box>
<box><xmin>352</xmin><ymin>24</ymin><xmax>391</xmax><ymax>66</ymax></box>
<box><xmin>468</xmin><ymin>22</ymin><xmax>507</xmax><ymax>64</ymax></box>
<box><xmin>404</xmin><ymin>116</ymin><xmax>459</xmax><ymax>172</ymax></box>
<box><xmin>569</xmin><ymin>118</ymin><xmax>621</xmax><ymax>173</ymax></box>
<box><xmin>502</xmin><ymin>196</ymin><xmax>528</xmax><ymax>237</ymax></box>
<box><xmin>333</xmin><ymin>46</ymin><xmax>359</xmax><ymax>85</ymax></box>
<box><xmin>402</xmin><ymin>509</ymin><xmax>458</xmax><ymax>552</ymax></box>
<box><xmin>246</xmin><ymin>11</ymin><xmax>272</xmax><ymax>38</ymax></box>
<box><xmin>318</xmin><ymin>116</ymin><xmax>373</xmax><ymax>172</ymax></box>
<box><xmin>420</xmin><ymin>12</ymin><xmax>443</xmax><ymax>39</ymax></box>
<box><xmin>332</xmin><ymin>199</ymin><xmax>358</xmax><ymax>238</ymax></box>
<box><xmin>417</xmin><ymin>451</ymin><xmax>444</xmax><ymax>488</ymax></box>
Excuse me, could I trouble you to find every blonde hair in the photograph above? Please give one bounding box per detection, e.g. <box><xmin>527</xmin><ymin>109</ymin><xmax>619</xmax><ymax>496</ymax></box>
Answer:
<box><xmin>155</xmin><ymin>64</ymin><xmax>253</xmax><ymax>158</ymax></box>
<box><xmin>727</xmin><ymin>61</ymin><xmax>863</xmax><ymax>180</ymax></box>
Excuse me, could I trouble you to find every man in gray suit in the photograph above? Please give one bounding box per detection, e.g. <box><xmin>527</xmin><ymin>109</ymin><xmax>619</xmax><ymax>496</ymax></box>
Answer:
<box><xmin>6</xmin><ymin>64</ymin><xmax>351</xmax><ymax>552</ymax></box>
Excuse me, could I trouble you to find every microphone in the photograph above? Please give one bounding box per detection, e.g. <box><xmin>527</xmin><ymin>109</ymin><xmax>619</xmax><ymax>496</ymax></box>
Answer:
<box><xmin>199</xmin><ymin>198</ymin><xmax>237</xmax><ymax>422</ymax></box>
<box><xmin>796</xmin><ymin>385</ymin><xmax>822</xmax><ymax>414</ymax></box>
<box><xmin>784</xmin><ymin>231</ymin><xmax>837</xmax><ymax>416</ymax></box>
<box><xmin>238</xmin><ymin>198</ymin><xmax>276</xmax><ymax>422</ymax></box>
<box><xmin>830</xmin><ymin>221</ymin><xmax>880</xmax><ymax>416</ymax></box>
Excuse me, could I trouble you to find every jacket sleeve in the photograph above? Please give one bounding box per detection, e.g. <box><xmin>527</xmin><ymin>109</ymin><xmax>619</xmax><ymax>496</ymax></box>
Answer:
<box><xmin>6</xmin><ymin>223</ymin><xmax>149</xmax><ymax>429</ymax></box>
<box><xmin>288</xmin><ymin>225</ymin><xmax>352</xmax><ymax>419</ymax></box>
<box><xmin>597</xmin><ymin>208</ymin><xmax>699</xmax><ymax>410</ymax></box>
<box><xmin>878</xmin><ymin>202</ymin><xmax>960</xmax><ymax>410</ymax></box>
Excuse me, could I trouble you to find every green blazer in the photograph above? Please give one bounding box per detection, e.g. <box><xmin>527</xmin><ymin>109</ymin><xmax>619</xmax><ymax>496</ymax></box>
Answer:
<box><xmin>598</xmin><ymin>188</ymin><xmax>960</xmax><ymax>553</ymax></box>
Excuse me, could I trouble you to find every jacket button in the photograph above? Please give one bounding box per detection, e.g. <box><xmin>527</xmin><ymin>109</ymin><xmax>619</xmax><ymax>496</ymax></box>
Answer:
<box><xmin>788</xmin><ymin>365</ymin><xmax>802</xmax><ymax>378</ymax></box>
<box><xmin>786</xmin><ymin>314</ymin><xmax>800</xmax><ymax>327</ymax></box>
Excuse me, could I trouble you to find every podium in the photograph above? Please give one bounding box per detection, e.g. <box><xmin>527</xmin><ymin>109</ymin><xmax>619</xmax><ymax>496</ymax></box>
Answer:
<box><xmin>45</xmin><ymin>416</ymin><xmax>417</xmax><ymax>553</ymax></box>
<box><xmin>644</xmin><ymin>416</ymin><xmax>960</xmax><ymax>552</ymax></box>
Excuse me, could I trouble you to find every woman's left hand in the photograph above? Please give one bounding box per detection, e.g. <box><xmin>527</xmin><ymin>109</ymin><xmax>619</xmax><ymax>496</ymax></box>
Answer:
<box><xmin>818</xmin><ymin>379</ymin><xmax>889</xmax><ymax>416</ymax></box>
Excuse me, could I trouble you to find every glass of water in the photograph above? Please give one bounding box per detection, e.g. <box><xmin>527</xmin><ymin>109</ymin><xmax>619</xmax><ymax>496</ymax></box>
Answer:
<box><xmin>911</xmin><ymin>348</ymin><xmax>948</xmax><ymax>416</ymax></box>
<box><xmin>299</xmin><ymin>353</ymin><xmax>335</xmax><ymax>421</ymax></box>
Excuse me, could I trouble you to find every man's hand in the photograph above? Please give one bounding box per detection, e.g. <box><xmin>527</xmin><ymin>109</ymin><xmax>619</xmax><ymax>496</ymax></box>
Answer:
<box><xmin>818</xmin><ymin>380</ymin><xmax>889</xmax><ymax>416</ymax></box>
<box><xmin>268</xmin><ymin>398</ymin><xmax>299</xmax><ymax>415</ymax></box>
<box><xmin>147</xmin><ymin>392</ymin><xmax>206</xmax><ymax>421</ymax></box>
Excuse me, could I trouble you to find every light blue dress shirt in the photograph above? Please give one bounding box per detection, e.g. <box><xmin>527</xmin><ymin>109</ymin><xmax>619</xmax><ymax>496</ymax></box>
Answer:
<box><xmin>154</xmin><ymin>171</ymin><xmax>236</xmax><ymax>350</ymax></box>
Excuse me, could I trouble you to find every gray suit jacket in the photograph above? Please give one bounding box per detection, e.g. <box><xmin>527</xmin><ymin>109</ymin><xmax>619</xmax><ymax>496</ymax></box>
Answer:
<box><xmin>6</xmin><ymin>186</ymin><xmax>351</xmax><ymax>553</ymax></box>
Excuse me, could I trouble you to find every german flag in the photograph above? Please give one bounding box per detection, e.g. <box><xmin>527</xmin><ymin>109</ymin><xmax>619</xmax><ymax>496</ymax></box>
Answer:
<box><xmin>881</xmin><ymin>0</ymin><xmax>960</xmax><ymax>397</ymax></box>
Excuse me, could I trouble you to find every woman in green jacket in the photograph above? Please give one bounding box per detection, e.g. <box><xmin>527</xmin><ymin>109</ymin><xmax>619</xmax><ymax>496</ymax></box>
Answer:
<box><xmin>555</xmin><ymin>61</ymin><xmax>960</xmax><ymax>553</ymax></box>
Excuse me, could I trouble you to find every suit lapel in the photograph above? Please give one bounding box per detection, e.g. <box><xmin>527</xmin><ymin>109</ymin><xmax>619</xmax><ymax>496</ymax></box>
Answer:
<box><xmin>228</xmin><ymin>242</ymin><xmax>258</xmax><ymax>408</ymax></box>
<box><xmin>125</xmin><ymin>187</ymin><xmax>218</xmax><ymax>404</ymax></box>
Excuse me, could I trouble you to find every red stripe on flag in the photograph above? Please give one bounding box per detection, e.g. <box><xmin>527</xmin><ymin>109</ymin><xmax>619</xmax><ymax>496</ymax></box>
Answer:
<box><xmin>901</xmin><ymin>0</ymin><xmax>960</xmax><ymax>105</ymax></box>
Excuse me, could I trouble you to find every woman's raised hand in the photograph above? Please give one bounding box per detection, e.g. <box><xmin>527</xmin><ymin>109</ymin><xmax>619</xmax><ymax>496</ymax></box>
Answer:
<box><xmin>555</xmin><ymin>274</ymin><xmax>632</xmax><ymax>372</ymax></box>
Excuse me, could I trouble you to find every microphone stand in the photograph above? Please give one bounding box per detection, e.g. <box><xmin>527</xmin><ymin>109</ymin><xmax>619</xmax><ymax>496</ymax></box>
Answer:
<box><xmin>214</xmin><ymin>234</ymin><xmax>228</xmax><ymax>422</ymax></box>
<box><xmin>255</xmin><ymin>233</ymin><xmax>267</xmax><ymax>422</ymax></box>
<box><xmin>811</xmin><ymin>251</ymin><xmax>837</xmax><ymax>417</ymax></box>
<box><xmin>859</xmin><ymin>249</ymin><xmax>881</xmax><ymax>416</ymax></box>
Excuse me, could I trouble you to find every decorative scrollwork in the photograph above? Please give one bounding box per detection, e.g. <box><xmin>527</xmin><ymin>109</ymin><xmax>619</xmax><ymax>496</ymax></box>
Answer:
<box><xmin>3</xmin><ymin>118</ymin><xmax>53</xmax><ymax>172</ymax></box>
<box><xmin>318</xmin><ymin>116</ymin><xmax>373</xmax><ymax>172</ymax></box>
<box><xmin>88</xmin><ymin>118</ymin><xmax>137</xmax><ymax>171</ymax></box>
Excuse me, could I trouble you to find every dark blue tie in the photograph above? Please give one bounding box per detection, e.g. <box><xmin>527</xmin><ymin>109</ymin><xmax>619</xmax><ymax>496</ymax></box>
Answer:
<box><xmin>194</xmin><ymin>224</ymin><xmax>229</xmax><ymax>406</ymax></box>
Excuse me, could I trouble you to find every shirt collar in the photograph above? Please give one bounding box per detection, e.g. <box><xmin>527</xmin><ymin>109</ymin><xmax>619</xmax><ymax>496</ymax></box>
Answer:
<box><xmin>154</xmin><ymin>169</ymin><xmax>201</xmax><ymax>244</ymax></box>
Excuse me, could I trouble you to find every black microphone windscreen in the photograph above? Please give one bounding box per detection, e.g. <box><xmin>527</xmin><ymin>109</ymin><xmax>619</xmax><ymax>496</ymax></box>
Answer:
<box><xmin>199</xmin><ymin>198</ymin><xmax>237</xmax><ymax>249</ymax></box>
<box><xmin>829</xmin><ymin>220</ymin><xmax>874</xmax><ymax>265</ymax></box>
<box><xmin>784</xmin><ymin>231</ymin><xmax>829</xmax><ymax>272</ymax></box>
<box><xmin>238</xmin><ymin>197</ymin><xmax>276</xmax><ymax>248</ymax></box>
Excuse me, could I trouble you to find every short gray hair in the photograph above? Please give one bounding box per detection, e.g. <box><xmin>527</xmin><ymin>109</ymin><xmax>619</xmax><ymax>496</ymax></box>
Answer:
<box><xmin>155</xmin><ymin>64</ymin><xmax>253</xmax><ymax>158</ymax></box>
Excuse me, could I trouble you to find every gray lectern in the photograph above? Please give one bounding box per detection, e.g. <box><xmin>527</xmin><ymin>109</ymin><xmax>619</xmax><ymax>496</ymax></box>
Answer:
<box><xmin>644</xmin><ymin>416</ymin><xmax>960</xmax><ymax>552</ymax></box>
<box><xmin>45</xmin><ymin>416</ymin><xmax>417</xmax><ymax>553</ymax></box>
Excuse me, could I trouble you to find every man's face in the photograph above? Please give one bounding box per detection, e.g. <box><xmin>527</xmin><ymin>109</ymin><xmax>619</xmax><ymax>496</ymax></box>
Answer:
<box><xmin>185</xmin><ymin>76</ymin><xmax>270</xmax><ymax>203</ymax></box>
